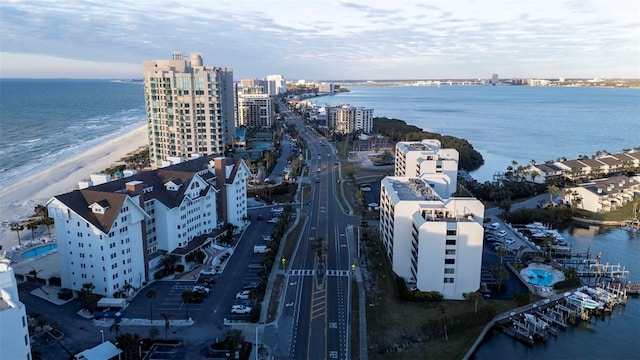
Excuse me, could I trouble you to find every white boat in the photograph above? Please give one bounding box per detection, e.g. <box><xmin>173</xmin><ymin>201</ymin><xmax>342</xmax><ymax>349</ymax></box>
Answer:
<box><xmin>566</xmin><ymin>291</ymin><xmax>603</xmax><ymax>309</ymax></box>
<box><xmin>525</xmin><ymin>222</ymin><xmax>545</xmax><ymax>230</ymax></box>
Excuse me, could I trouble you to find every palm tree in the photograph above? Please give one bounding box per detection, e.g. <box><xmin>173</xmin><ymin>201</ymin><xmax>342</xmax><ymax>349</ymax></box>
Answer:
<box><xmin>26</xmin><ymin>221</ymin><xmax>39</xmax><ymax>241</ymax></box>
<box><xmin>529</xmin><ymin>170</ymin><xmax>540</xmax><ymax>184</ymax></box>
<box><xmin>42</xmin><ymin>217</ymin><xmax>54</xmax><ymax>237</ymax></box>
<box><xmin>34</xmin><ymin>204</ymin><xmax>48</xmax><ymax>219</ymax></box>
<box><xmin>146</xmin><ymin>290</ymin><xmax>156</xmax><ymax>321</ymax></box>
<box><xmin>160</xmin><ymin>313</ymin><xmax>172</xmax><ymax>340</ymax></box>
<box><xmin>10</xmin><ymin>223</ymin><xmax>24</xmax><ymax>245</ymax></box>
<box><xmin>181</xmin><ymin>291</ymin><xmax>193</xmax><ymax>320</ymax></box>
<box><xmin>546</xmin><ymin>184</ymin><xmax>560</xmax><ymax>204</ymax></box>
<box><xmin>122</xmin><ymin>282</ymin><xmax>135</xmax><ymax>297</ymax></box>
<box><xmin>115</xmin><ymin>332</ymin><xmax>141</xmax><ymax>360</ymax></box>
<box><xmin>463</xmin><ymin>291</ymin><xmax>482</xmax><ymax>313</ymax></box>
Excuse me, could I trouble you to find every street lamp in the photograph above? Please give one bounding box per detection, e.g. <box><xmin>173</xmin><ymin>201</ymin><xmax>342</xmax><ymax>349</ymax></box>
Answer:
<box><xmin>100</xmin><ymin>329</ymin><xmax>104</xmax><ymax>343</ymax></box>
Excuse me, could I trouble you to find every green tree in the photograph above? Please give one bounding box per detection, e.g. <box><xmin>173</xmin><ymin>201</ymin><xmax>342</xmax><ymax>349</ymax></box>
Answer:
<box><xmin>146</xmin><ymin>290</ymin><xmax>156</xmax><ymax>321</ymax></box>
<box><xmin>115</xmin><ymin>332</ymin><xmax>141</xmax><ymax>360</ymax></box>
<box><xmin>159</xmin><ymin>254</ymin><xmax>178</xmax><ymax>274</ymax></box>
<box><xmin>10</xmin><ymin>223</ymin><xmax>24</xmax><ymax>245</ymax></box>
<box><xmin>77</xmin><ymin>282</ymin><xmax>98</xmax><ymax>310</ymax></box>
<box><xmin>463</xmin><ymin>292</ymin><xmax>482</xmax><ymax>313</ymax></box>
<box><xmin>34</xmin><ymin>204</ymin><xmax>48</xmax><ymax>219</ymax></box>
<box><xmin>42</xmin><ymin>217</ymin><xmax>54</xmax><ymax>237</ymax></box>
<box><xmin>26</xmin><ymin>221</ymin><xmax>39</xmax><ymax>241</ymax></box>
<box><xmin>546</xmin><ymin>184</ymin><xmax>560</xmax><ymax>204</ymax></box>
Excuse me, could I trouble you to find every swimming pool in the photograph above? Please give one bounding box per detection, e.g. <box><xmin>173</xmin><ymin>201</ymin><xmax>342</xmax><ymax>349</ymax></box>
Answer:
<box><xmin>21</xmin><ymin>243</ymin><xmax>58</xmax><ymax>259</ymax></box>
<box><xmin>522</xmin><ymin>268</ymin><xmax>555</xmax><ymax>287</ymax></box>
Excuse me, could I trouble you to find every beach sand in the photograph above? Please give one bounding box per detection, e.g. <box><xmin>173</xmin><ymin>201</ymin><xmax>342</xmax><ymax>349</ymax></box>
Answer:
<box><xmin>0</xmin><ymin>125</ymin><xmax>148</xmax><ymax>250</ymax></box>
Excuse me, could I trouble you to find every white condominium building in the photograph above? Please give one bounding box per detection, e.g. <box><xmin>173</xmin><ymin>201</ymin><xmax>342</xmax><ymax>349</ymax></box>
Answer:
<box><xmin>264</xmin><ymin>74</ymin><xmax>286</xmax><ymax>96</ymax></box>
<box><xmin>379</xmin><ymin>176</ymin><xmax>484</xmax><ymax>300</ymax></box>
<box><xmin>47</xmin><ymin>156</ymin><xmax>248</xmax><ymax>297</ymax></box>
<box><xmin>236</xmin><ymin>87</ymin><xmax>273</xmax><ymax>129</ymax></box>
<box><xmin>143</xmin><ymin>51</ymin><xmax>235</xmax><ymax>168</ymax></box>
<box><xmin>394</xmin><ymin>139</ymin><xmax>459</xmax><ymax>197</ymax></box>
<box><xmin>0</xmin><ymin>263</ymin><xmax>31</xmax><ymax>360</ymax></box>
<box><xmin>327</xmin><ymin>104</ymin><xmax>373</xmax><ymax>134</ymax></box>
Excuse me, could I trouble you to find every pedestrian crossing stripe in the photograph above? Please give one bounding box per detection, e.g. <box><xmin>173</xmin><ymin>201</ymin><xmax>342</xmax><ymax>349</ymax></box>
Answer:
<box><xmin>288</xmin><ymin>269</ymin><xmax>350</xmax><ymax>277</ymax></box>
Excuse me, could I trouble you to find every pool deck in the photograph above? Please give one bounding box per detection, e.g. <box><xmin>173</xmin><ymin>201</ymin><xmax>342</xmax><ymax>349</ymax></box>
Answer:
<box><xmin>518</xmin><ymin>262</ymin><xmax>565</xmax><ymax>297</ymax></box>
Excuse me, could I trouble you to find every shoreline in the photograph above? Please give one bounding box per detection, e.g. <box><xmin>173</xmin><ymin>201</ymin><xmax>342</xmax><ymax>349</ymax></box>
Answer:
<box><xmin>0</xmin><ymin>125</ymin><xmax>148</xmax><ymax>249</ymax></box>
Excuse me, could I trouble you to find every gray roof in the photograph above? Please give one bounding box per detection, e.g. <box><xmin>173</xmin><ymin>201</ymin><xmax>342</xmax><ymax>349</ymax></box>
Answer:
<box><xmin>53</xmin><ymin>155</ymin><xmax>227</xmax><ymax>233</ymax></box>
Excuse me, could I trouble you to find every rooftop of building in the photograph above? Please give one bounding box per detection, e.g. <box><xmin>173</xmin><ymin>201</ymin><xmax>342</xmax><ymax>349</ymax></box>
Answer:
<box><xmin>580</xmin><ymin>175</ymin><xmax>640</xmax><ymax>196</ymax></box>
<box><xmin>396</xmin><ymin>139</ymin><xmax>442</xmax><ymax>153</ymax></box>
<box><xmin>384</xmin><ymin>177</ymin><xmax>441</xmax><ymax>202</ymax></box>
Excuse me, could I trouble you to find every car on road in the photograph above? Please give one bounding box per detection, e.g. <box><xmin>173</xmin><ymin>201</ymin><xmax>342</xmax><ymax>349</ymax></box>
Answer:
<box><xmin>235</xmin><ymin>290</ymin><xmax>252</xmax><ymax>300</ymax></box>
<box><xmin>268</xmin><ymin>217</ymin><xmax>279</xmax><ymax>224</ymax></box>
<box><xmin>262</xmin><ymin>234</ymin><xmax>272</xmax><ymax>241</ymax></box>
<box><xmin>271</xmin><ymin>207</ymin><xmax>284</xmax><ymax>213</ymax></box>
<box><xmin>315</xmin><ymin>178</ymin><xmax>320</xmax><ymax>183</ymax></box>
<box><xmin>317</xmin><ymin>168</ymin><xmax>321</xmax><ymax>172</ymax></box>
<box><xmin>256</xmin><ymin>214</ymin><xmax>263</xmax><ymax>221</ymax></box>
<box><xmin>496</xmin><ymin>230</ymin><xmax>507</xmax><ymax>237</ymax></box>
<box><xmin>360</xmin><ymin>185</ymin><xmax>371</xmax><ymax>192</ymax></box>
<box><xmin>231</xmin><ymin>305</ymin><xmax>252</xmax><ymax>314</ymax></box>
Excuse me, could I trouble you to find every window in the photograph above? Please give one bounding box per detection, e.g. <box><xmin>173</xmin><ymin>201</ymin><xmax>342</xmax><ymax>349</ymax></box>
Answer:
<box><xmin>446</xmin><ymin>230</ymin><xmax>457</xmax><ymax>236</ymax></box>
<box><xmin>445</xmin><ymin>249</ymin><xmax>456</xmax><ymax>255</ymax></box>
<box><xmin>444</xmin><ymin>259</ymin><xmax>455</xmax><ymax>264</ymax></box>
<box><xmin>444</xmin><ymin>278</ymin><xmax>454</xmax><ymax>283</ymax></box>
<box><xmin>446</xmin><ymin>239</ymin><xmax>456</xmax><ymax>246</ymax></box>
<box><xmin>444</xmin><ymin>268</ymin><xmax>455</xmax><ymax>274</ymax></box>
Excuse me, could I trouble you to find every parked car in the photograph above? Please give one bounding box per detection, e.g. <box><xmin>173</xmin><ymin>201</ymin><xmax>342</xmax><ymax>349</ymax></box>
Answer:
<box><xmin>262</xmin><ymin>234</ymin><xmax>272</xmax><ymax>241</ymax></box>
<box><xmin>200</xmin><ymin>268</ymin><xmax>217</xmax><ymax>276</ymax></box>
<box><xmin>235</xmin><ymin>290</ymin><xmax>252</xmax><ymax>300</ymax></box>
<box><xmin>193</xmin><ymin>285</ymin><xmax>210</xmax><ymax>293</ymax></box>
<box><xmin>231</xmin><ymin>305</ymin><xmax>252</xmax><ymax>314</ymax></box>
<box><xmin>496</xmin><ymin>230</ymin><xmax>507</xmax><ymax>237</ymax></box>
<box><xmin>505</xmin><ymin>238</ymin><xmax>516</xmax><ymax>245</ymax></box>
<box><xmin>242</xmin><ymin>282</ymin><xmax>260</xmax><ymax>290</ymax></box>
<box><xmin>268</xmin><ymin>217</ymin><xmax>279</xmax><ymax>224</ymax></box>
<box><xmin>271</xmin><ymin>207</ymin><xmax>284</xmax><ymax>214</ymax></box>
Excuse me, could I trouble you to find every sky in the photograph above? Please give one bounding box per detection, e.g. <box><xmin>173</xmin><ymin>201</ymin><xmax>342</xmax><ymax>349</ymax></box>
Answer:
<box><xmin>1</xmin><ymin>0</ymin><xmax>639</xmax><ymax>80</ymax></box>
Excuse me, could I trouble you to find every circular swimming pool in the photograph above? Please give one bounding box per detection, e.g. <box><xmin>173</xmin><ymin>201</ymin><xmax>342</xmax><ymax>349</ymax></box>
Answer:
<box><xmin>521</xmin><ymin>268</ymin><xmax>555</xmax><ymax>286</ymax></box>
<box><xmin>21</xmin><ymin>243</ymin><xmax>58</xmax><ymax>259</ymax></box>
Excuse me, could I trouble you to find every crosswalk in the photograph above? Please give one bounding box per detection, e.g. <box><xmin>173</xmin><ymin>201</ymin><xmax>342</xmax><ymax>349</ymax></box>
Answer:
<box><xmin>288</xmin><ymin>269</ymin><xmax>351</xmax><ymax>277</ymax></box>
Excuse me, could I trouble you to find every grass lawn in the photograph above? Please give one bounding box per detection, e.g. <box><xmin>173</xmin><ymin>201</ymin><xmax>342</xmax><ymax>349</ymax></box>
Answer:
<box><xmin>574</xmin><ymin>200</ymin><xmax>638</xmax><ymax>222</ymax></box>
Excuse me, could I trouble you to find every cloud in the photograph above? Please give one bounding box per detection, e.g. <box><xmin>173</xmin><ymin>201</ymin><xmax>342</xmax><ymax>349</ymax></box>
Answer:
<box><xmin>0</xmin><ymin>0</ymin><xmax>638</xmax><ymax>79</ymax></box>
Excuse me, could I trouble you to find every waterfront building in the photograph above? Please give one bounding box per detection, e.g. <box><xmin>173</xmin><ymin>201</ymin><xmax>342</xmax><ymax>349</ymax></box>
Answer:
<box><xmin>379</xmin><ymin>176</ymin><xmax>484</xmax><ymax>300</ymax></box>
<box><xmin>564</xmin><ymin>175</ymin><xmax>640</xmax><ymax>213</ymax></box>
<box><xmin>318</xmin><ymin>82</ymin><xmax>335</xmax><ymax>93</ymax></box>
<box><xmin>326</xmin><ymin>104</ymin><xmax>373</xmax><ymax>134</ymax></box>
<box><xmin>394</xmin><ymin>139</ymin><xmax>459</xmax><ymax>197</ymax></box>
<box><xmin>264</xmin><ymin>74</ymin><xmax>286</xmax><ymax>96</ymax></box>
<box><xmin>524</xmin><ymin>163</ymin><xmax>564</xmax><ymax>184</ymax></box>
<box><xmin>0</xmin><ymin>263</ymin><xmax>31</xmax><ymax>360</ymax></box>
<box><xmin>236</xmin><ymin>85</ymin><xmax>274</xmax><ymax>129</ymax></box>
<box><xmin>379</xmin><ymin>139</ymin><xmax>484</xmax><ymax>300</ymax></box>
<box><xmin>47</xmin><ymin>155</ymin><xmax>248</xmax><ymax>297</ymax></box>
<box><xmin>142</xmin><ymin>51</ymin><xmax>235</xmax><ymax>168</ymax></box>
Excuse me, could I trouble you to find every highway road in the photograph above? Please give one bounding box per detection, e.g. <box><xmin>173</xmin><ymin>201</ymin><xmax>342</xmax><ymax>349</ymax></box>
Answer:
<box><xmin>275</xmin><ymin>106</ymin><xmax>360</xmax><ymax>359</ymax></box>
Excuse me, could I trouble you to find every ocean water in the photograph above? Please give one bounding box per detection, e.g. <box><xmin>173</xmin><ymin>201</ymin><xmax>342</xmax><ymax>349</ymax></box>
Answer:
<box><xmin>0</xmin><ymin>79</ymin><xmax>146</xmax><ymax>189</ymax></box>
<box><xmin>330</xmin><ymin>85</ymin><xmax>640</xmax><ymax>181</ymax></box>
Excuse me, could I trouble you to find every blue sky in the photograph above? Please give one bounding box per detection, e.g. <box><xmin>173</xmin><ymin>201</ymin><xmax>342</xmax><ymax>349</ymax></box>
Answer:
<box><xmin>1</xmin><ymin>0</ymin><xmax>639</xmax><ymax>80</ymax></box>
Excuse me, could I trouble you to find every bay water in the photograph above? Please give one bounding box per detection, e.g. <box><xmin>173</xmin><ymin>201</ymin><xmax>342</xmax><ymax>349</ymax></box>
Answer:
<box><xmin>332</xmin><ymin>85</ymin><xmax>639</xmax><ymax>359</ymax></box>
<box><xmin>1</xmin><ymin>80</ymin><xmax>638</xmax><ymax>358</ymax></box>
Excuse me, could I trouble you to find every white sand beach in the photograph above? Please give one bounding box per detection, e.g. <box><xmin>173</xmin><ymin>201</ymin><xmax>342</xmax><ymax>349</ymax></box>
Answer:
<box><xmin>0</xmin><ymin>125</ymin><xmax>148</xmax><ymax>250</ymax></box>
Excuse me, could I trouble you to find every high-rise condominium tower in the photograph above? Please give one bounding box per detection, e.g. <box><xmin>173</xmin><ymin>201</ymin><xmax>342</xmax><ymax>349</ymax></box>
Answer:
<box><xmin>143</xmin><ymin>51</ymin><xmax>234</xmax><ymax>168</ymax></box>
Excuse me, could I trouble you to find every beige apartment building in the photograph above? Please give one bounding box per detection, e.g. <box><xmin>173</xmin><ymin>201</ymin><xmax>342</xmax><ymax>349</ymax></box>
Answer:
<box><xmin>142</xmin><ymin>52</ymin><xmax>235</xmax><ymax>168</ymax></box>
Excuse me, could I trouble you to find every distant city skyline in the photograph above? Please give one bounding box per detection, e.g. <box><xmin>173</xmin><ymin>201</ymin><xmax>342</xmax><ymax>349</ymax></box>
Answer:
<box><xmin>1</xmin><ymin>0</ymin><xmax>639</xmax><ymax>80</ymax></box>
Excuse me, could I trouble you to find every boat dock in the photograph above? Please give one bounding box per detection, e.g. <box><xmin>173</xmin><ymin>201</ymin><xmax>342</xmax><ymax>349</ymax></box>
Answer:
<box><xmin>494</xmin><ymin>285</ymin><xmax>627</xmax><ymax>346</ymax></box>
